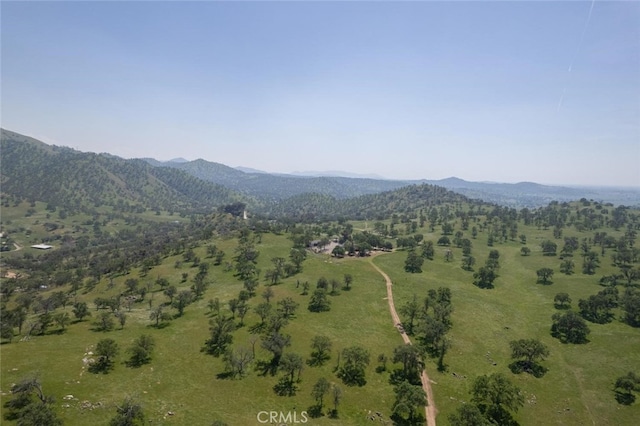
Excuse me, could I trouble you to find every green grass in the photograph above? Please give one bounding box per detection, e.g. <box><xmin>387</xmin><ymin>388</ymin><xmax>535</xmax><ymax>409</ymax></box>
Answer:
<box><xmin>378</xmin><ymin>225</ymin><xmax>640</xmax><ymax>425</ymax></box>
<box><xmin>1</xmin><ymin>219</ymin><xmax>639</xmax><ymax>425</ymax></box>
<box><xmin>1</xmin><ymin>233</ymin><xmax>404</xmax><ymax>425</ymax></box>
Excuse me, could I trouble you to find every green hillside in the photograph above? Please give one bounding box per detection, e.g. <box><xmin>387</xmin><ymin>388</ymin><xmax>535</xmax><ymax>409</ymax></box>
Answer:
<box><xmin>150</xmin><ymin>158</ymin><xmax>414</xmax><ymax>201</ymax></box>
<box><xmin>1</xmin><ymin>129</ymin><xmax>245</xmax><ymax>216</ymax></box>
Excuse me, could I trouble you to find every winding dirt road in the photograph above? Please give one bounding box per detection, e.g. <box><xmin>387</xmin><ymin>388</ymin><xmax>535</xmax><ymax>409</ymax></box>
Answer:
<box><xmin>370</xmin><ymin>260</ymin><xmax>437</xmax><ymax>426</ymax></box>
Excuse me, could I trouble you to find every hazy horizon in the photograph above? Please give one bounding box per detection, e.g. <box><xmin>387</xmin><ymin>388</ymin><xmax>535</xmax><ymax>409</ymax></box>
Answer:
<box><xmin>2</xmin><ymin>1</ymin><xmax>638</xmax><ymax>187</ymax></box>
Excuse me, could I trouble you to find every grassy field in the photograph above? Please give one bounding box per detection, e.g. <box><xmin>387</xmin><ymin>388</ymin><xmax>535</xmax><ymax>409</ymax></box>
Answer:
<box><xmin>1</xmin><ymin>233</ymin><xmax>405</xmax><ymax>425</ymax></box>
<box><xmin>377</xmin><ymin>224</ymin><xmax>640</xmax><ymax>425</ymax></box>
<box><xmin>1</xmin><ymin>216</ymin><xmax>640</xmax><ymax>425</ymax></box>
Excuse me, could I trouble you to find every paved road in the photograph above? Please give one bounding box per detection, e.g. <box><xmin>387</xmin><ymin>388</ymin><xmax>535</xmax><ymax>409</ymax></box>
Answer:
<box><xmin>370</xmin><ymin>260</ymin><xmax>437</xmax><ymax>426</ymax></box>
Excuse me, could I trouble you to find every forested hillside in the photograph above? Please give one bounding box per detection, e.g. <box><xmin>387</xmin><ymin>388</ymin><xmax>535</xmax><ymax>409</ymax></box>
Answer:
<box><xmin>1</xmin><ymin>129</ymin><xmax>244</xmax><ymax>215</ymax></box>
<box><xmin>149</xmin><ymin>158</ymin><xmax>413</xmax><ymax>201</ymax></box>
<box><xmin>3</xmin><ymin>129</ymin><xmax>636</xmax><ymax>212</ymax></box>
<box><xmin>256</xmin><ymin>184</ymin><xmax>473</xmax><ymax>222</ymax></box>
<box><xmin>147</xmin><ymin>157</ymin><xmax>640</xmax><ymax>208</ymax></box>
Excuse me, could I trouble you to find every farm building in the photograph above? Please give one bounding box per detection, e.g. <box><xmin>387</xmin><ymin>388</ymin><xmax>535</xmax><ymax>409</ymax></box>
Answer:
<box><xmin>31</xmin><ymin>244</ymin><xmax>53</xmax><ymax>250</ymax></box>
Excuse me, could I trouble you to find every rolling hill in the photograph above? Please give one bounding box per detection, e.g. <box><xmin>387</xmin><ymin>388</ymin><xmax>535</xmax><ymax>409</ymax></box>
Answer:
<box><xmin>145</xmin><ymin>155</ymin><xmax>639</xmax><ymax>208</ymax></box>
<box><xmin>1</xmin><ymin>129</ymin><xmax>244</xmax><ymax>215</ymax></box>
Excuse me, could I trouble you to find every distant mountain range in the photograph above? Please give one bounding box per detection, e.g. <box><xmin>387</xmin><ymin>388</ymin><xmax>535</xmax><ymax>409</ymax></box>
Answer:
<box><xmin>2</xmin><ymin>129</ymin><xmax>638</xmax><ymax>210</ymax></box>
<box><xmin>289</xmin><ymin>170</ymin><xmax>388</xmax><ymax>180</ymax></box>
<box><xmin>142</xmin><ymin>158</ymin><xmax>412</xmax><ymax>202</ymax></box>
<box><xmin>144</xmin><ymin>158</ymin><xmax>640</xmax><ymax>208</ymax></box>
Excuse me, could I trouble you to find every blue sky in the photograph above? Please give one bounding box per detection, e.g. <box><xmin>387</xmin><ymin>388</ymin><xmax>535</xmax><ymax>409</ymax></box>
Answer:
<box><xmin>2</xmin><ymin>1</ymin><xmax>638</xmax><ymax>186</ymax></box>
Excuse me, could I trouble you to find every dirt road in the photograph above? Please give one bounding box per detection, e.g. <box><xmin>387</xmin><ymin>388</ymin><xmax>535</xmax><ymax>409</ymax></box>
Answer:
<box><xmin>370</xmin><ymin>260</ymin><xmax>437</xmax><ymax>426</ymax></box>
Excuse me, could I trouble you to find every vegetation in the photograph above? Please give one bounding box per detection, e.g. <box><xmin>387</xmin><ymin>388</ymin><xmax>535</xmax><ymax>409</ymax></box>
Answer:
<box><xmin>4</xmin><ymin>376</ymin><xmax>62</xmax><ymax>425</ymax></box>
<box><xmin>614</xmin><ymin>372</ymin><xmax>640</xmax><ymax>405</ymax></box>
<box><xmin>391</xmin><ymin>380</ymin><xmax>426</xmax><ymax>424</ymax></box>
<box><xmin>109</xmin><ymin>397</ymin><xmax>145</xmax><ymax>426</ymax></box>
<box><xmin>337</xmin><ymin>346</ymin><xmax>370</xmax><ymax>386</ymax></box>
<box><xmin>508</xmin><ymin>339</ymin><xmax>549</xmax><ymax>377</ymax></box>
<box><xmin>470</xmin><ymin>373</ymin><xmax>524</xmax><ymax>425</ymax></box>
<box><xmin>551</xmin><ymin>311</ymin><xmax>591</xmax><ymax>344</ymax></box>
<box><xmin>1</xmin><ymin>131</ymin><xmax>639</xmax><ymax>425</ymax></box>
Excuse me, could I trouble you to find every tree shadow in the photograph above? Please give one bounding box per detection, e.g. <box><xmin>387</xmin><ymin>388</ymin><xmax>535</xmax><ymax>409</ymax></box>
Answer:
<box><xmin>551</xmin><ymin>328</ymin><xmax>590</xmax><ymax>345</ymax></box>
<box><xmin>508</xmin><ymin>361</ymin><xmax>548</xmax><ymax>378</ymax></box>
<box><xmin>248</xmin><ymin>323</ymin><xmax>266</xmax><ymax>334</ymax></box>
<box><xmin>306</xmin><ymin>352</ymin><xmax>329</xmax><ymax>367</ymax></box>
<box><xmin>146</xmin><ymin>322</ymin><xmax>170</xmax><ymax>330</ymax></box>
<box><xmin>615</xmin><ymin>391</ymin><xmax>636</xmax><ymax>405</ymax></box>
<box><xmin>337</xmin><ymin>367</ymin><xmax>366</xmax><ymax>386</ymax></box>
<box><xmin>307</xmin><ymin>404</ymin><xmax>323</xmax><ymax>419</ymax></box>
<box><xmin>4</xmin><ymin>395</ymin><xmax>29</xmax><ymax>421</ymax></box>
<box><xmin>390</xmin><ymin>412</ymin><xmax>425</xmax><ymax>426</ymax></box>
<box><xmin>485</xmin><ymin>406</ymin><xmax>520</xmax><ymax>426</ymax></box>
<box><xmin>255</xmin><ymin>359</ymin><xmax>279</xmax><ymax>376</ymax></box>
<box><xmin>124</xmin><ymin>357</ymin><xmax>150</xmax><ymax>368</ymax></box>
<box><xmin>474</xmin><ymin>283</ymin><xmax>495</xmax><ymax>290</ymax></box>
<box><xmin>273</xmin><ymin>377</ymin><xmax>298</xmax><ymax>396</ymax></box>
<box><xmin>553</xmin><ymin>304</ymin><xmax>571</xmax><ymax>310</ymax></box>
<box><xmin>88</xmin><ymin>360</ymin><xmax>113</xmax><ymax>374</ymax></box>
<box><xmin>215</xmin><ymin>371</ymin><xmax>235</xmax><ymax>380</ymax></box>
<box><xmin>3</xmin><ymin>411</ymin><xmax>19</xmax><ymax>422</ymax></box>
<box><xmin>89</xmin><ymin>327</ymin><xmax>115</xmax><ymax>333</ymax></box>
<box><xmin>389</xmin><ymin>369</ymin><xmax>421</xmax><ymax>386</ymax></box>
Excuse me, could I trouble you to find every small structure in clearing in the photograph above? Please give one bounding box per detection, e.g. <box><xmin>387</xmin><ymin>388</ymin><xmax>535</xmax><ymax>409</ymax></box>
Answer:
<box><xmin>31</xmin><ymin>244</ymin><xmax>53</xmax><ymax>250</ymax></box>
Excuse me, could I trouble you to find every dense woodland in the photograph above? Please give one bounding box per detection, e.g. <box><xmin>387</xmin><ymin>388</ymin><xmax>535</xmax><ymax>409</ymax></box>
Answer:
<box><xmin>1</xmin><ymin>130</ymin><xmax>639</xmax><ymax>425</ymax></box>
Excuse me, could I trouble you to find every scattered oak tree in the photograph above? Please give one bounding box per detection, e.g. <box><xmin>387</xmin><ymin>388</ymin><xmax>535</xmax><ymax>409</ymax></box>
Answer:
<box><xmin>274</xmin><ymin>352</ymin><xmax>303</xmax><ymax>396</ymax></box>
<box><xmin>337</xmin><ymin>346</ymin><xmax>370</xmax><ymax>386</ymax></box>
<box><xmin>391</xmin><ymin>380</ymin><xmax>426</xmax><ymax>425</ymax></box>
<box><xmin>127</xmin><ymin>334</ymin><xmax>155</xmax><ymax>367</ymax></box>
<box><xmin>553</xmin><ymin>293</ymin><xmax>572</xmax><ymax>309</ymax></box>
<box><xmin>473</xmin><ymin>266</ymin><xmax>497</xmax><ymax>289</ymax></box>
<box><xmin>614</xmin><ymin>371</ymin><xmax>640</xmax><ymax>405</ymax></box>
<box><xmin>308</xmin><ymin>335</ymin><xmax>332</xmax><ymax>366</ymax></box>
<box><xmin>404</xmin><ymin>250</ymin><xmax>424</xmax><ymax>273</ymax></box>
<box><xmin>91</xmin><ymin>338</ymin><xmax>119</xmax><ymax>373</ymax></box>
<box><xmin>205</xmin><ymin>316</ymin><xmax>235</xmax><ymax>357</ymax></box>
<box><xmin>448</xmin><ymin>404</ymin><xmax>490</xmax><ymax>426</ymax></box>
<box><xmin>471</xmin><ymin>373</ymin><xmax>524</xmax><ymax>425</ymax></box>
<box><xmin>509</xmin><ymin>338</ymin><xmax>550</xmax><ymax>377</ymax></box>
<box><xmin>551</xmin><ymin>311</ymin><xmax>590</xmax><ymax>343</ymax></box>
<box><xmin>536</xmin><ymin>268</ymin><xmax>554</xmax><ymax>284</ymax></box>
<box><xmin>110</xmin><ymin>396</ymin><xmax>145</xmax><ymax>426</ymax></box>
<box><xmin>308</xmin><ymin>289</ymin><xmax>331</xmax><ymax>312</ymax></box>
<box><xmin>5</xmin><ymin>376</ymin><xmax>62</xmax><ymax>426</ymax></box>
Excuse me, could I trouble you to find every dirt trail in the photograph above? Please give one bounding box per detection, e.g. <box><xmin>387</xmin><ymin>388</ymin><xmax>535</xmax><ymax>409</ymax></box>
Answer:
<box><xmin>370</xmin><ymin>260</ymin><xmax>437</xmax><ymax>426</ymax></box>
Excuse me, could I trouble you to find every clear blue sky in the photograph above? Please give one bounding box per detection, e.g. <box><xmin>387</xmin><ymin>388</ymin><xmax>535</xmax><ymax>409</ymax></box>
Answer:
<box><xmin>2</xmin><ymin>1</ymin><xmax>639</xmax><ymax>186</ymax></box>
